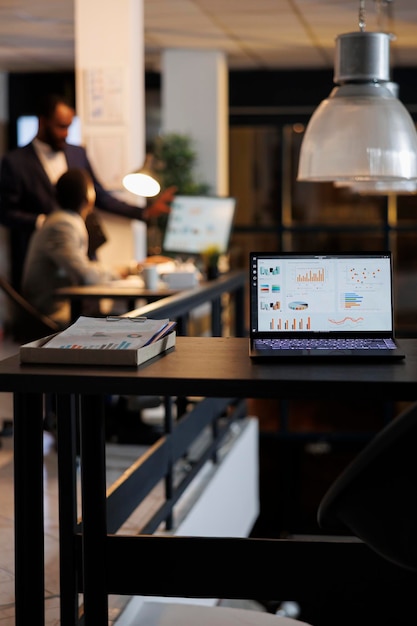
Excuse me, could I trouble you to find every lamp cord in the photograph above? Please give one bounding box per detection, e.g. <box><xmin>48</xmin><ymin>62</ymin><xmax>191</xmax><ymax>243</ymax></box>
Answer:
<box><xmin>376</xmin><ymin>0</ymin><xmax>395</xmax><ymax>36</ymax></box>
<box><xmin>358</xmin><ymin>0</ymin><xmax>366</xmax><ymax>31</ymax></box>
<box><xmin>361</xmin><ymin>0</ymin><xmax>395</xmax><ymax>34</ymax></box>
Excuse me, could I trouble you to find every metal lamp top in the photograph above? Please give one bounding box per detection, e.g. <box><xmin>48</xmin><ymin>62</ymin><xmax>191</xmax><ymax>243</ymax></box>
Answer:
<box><xmin>334</xmin><ymin>31</ymin><xmax>392</xmax><ymax>84</ymax></box>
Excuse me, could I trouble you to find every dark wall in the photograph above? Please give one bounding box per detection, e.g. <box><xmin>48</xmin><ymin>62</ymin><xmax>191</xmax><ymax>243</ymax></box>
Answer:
<box><xmin>229</xmin><ymin>67</ymin><xmax>417</xmax><ymax>108</ymax></box>
<box><xmin>7</xmin><ymin>66</ymin><xmax>417</xmax><ymax>148</ymax></box>
<box><xmin>7</xmin><ymin>72</ymin><xmax>75</xmax><ymax>148</ymax></box>
<box><xmin>229</xmin><ymin>69</ymin><xmax>333</xmax><ymax>108</ymax></box>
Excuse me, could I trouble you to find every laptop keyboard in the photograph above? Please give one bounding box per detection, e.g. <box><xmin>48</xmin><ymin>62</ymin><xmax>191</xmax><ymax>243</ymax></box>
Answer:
<box><xmin>254</xmin><ymin>338</ymin><xmax>396</xmax><ymax>350</ymax></box>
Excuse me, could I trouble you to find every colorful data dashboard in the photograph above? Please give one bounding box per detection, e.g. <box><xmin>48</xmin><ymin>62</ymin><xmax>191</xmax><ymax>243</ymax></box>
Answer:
<box><xmin>251</xmin><ymin>253</ymin><xmax>393</xmax><ymax>333</ymax></box>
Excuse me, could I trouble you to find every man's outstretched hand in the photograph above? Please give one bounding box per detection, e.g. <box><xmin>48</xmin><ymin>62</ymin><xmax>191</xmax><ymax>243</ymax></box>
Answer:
<box><xmin>145</xmin><ymin>186</ymin><xmax>177</xmax><ymax>218</ymax></box>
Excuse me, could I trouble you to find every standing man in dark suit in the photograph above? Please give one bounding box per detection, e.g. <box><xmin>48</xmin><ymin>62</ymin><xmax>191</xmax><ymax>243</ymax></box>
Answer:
<box><xmin>0</xmin><ymin>93</ymin><xmax>172</xmax><ymax>290</ymax></box>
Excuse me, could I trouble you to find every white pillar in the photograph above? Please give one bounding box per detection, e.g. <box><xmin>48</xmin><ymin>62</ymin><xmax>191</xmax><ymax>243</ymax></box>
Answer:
<box><xmin>161</xmin><ymin>49</ymin><xmax>229</xmax><ymax>196</ymax></box>
<box><xmin>0</xmin><ymin>74</ymin><xmax>10</xmax><ymax>316</ymax></box>
<box><xmin>74</xmin><ymin>0</ymin><xmax>145</xmax><ymax>190</ymax></box>
<box><xmin>73</xmin><ymin>0</ymin><xmax>148</xmax><ymax>265</ymax></box>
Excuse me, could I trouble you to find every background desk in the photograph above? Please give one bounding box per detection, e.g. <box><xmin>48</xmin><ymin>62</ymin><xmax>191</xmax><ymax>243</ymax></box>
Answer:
<box><xmin>3</xmin><ymin>337</ymin><xmax>417</xmax><ymax>626</ymax></box>
<box><xmin>55</xmin><ymin>271</ymin><xmax>247</xmax><ymax>337</ymax></box>
<box><xmin>55</xmin><ymin>282</ymin><xmax>179</xmax><ymax>322</ymax></box>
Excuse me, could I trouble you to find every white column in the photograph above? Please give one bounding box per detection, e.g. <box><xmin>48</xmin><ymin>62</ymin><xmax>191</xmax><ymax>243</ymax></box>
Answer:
<box><xmin>73</xmin><ymin>0</ymin><xmax>148</xmax><ymax>264</ymax></box>
<box><xmin>0</xmin><ymin>74</ymin><xmax>10</xmax><ymax>320</ymax></box>
<box><xmin>161</xmin><ymin>49</ymin><xmax>229</xmax><ymax>196</ymax></box>
<box><xmin>74</xmin><ymin>0</ymin><xmax>145</xmax><ymax>189</ymax></box>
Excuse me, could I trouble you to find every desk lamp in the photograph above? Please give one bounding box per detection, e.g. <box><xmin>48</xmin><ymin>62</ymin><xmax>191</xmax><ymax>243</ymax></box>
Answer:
<box><xmin>122</xmin><ymin>154</ymin><xmax>161</xmax><ymax>197</ymax></box>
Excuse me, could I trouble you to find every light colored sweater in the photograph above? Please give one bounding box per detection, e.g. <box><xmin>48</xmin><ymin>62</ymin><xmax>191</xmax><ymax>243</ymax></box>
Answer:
<box><xmin>22</xmin><ymin>209</ymin><xmax>117</xmax><ymax>321</ymax></box>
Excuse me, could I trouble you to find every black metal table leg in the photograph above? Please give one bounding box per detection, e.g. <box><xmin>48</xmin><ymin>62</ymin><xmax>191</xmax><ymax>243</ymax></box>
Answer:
<box><xmin>14</xmin><ymin>392</ymin><xmax>45</xmax><ymax>626</ymax></box>
<box><xmin>56</xmin><ymin>393</ymin><xmax>80</xmax><ymax>626</ymax></box>
<box><xmin>79</xmin><ymin>395</ymin><xmax>108</xmax><ymax>625</ymax></box>
<box><xmin>234</xmin><ymin>284</ymin><xmax>246</xmax><ymax>337</ymax></box>
<box><xmin>211</xmin><ymin>296</ymin><xmax>222</xmax><ymax>336</ymax></box>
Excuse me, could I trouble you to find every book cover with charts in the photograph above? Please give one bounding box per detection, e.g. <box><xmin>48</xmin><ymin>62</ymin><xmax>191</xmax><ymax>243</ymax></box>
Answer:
<box><xmin>19</xmin><ymin>316</ymin><xmax>176</xmax><ymax>366</ymax></box>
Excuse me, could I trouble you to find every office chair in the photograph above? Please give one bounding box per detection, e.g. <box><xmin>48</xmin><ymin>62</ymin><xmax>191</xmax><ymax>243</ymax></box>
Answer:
<box><xmin>0</xmin><ymin>276</ymin><xmax>60</xmax><ymax>344</ymax></box>
<box><xmin>0</xmin><ymin>276</ymin><xmax>61</xmax><ymax>439</ymax></box>
<box><xmin>318</xmin><ymin>400</ymin><xmax>417</xmax><ymax>572</ymax></box>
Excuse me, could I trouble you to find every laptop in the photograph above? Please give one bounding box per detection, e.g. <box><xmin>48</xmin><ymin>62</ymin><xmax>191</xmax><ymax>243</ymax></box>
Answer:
<box><xmin>249</xmin><ymin>251</ymin><xmax>405</xmax><ymax>361</ymax></box>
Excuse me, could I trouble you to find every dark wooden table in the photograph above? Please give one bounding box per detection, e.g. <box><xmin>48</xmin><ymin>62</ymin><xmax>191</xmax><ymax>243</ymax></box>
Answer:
<box><xmin>3</xmin><ymin>336</ymin><xmax>417</xmax><ymax>626</ymax></box>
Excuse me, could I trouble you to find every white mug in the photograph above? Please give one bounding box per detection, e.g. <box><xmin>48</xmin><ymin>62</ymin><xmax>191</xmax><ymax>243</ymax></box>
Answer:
<box><xmin>142</xmin><ymin>264</ymin><xmax>158</xmax><ymax>290</ymax></box>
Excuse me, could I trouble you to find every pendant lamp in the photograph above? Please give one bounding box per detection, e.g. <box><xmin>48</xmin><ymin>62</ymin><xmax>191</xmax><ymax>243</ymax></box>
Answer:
<box><xmin>298</xmin><ymin>25</ymin><xmax>417</xmax><ymax>182</ymax></box>
<box><xmin>332</xmin><ymin>82</ymin><xmax>417</xmax><ymax>195</ymax></box>
<box><xmin>336</xmin><ymin>179</ymin><xmax>417</xmax><ymax>195</ymax></box>
<box><xmin>122</xmin><ymin>154</ymin><xmax>161</xmax><ymax>197</ymax></box>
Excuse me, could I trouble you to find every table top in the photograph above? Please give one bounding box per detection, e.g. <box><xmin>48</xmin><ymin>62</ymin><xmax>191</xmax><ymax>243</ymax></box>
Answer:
<box><xmin>54</xmin><ymin>270</ymin><xmax>246</xmax><ymax>299</ymax></box>
<box><xmin>1</xmin><ymin>336</ymin><xmax>417</xmax><ymax>400</ymax></box>
<box><xmin>55</xmin><ymin>281</ymin><xmax>179</xmax><ymax>299</ymax></box>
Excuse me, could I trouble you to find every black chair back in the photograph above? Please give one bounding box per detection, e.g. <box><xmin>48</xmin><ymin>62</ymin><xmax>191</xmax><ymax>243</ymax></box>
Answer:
<box><xmin>0</xmin><ymin>276</ymin><xmax>60</xmax><ymax>343</ymax></box>
<box><xmin>318</xmin><ymin>401</ymin><xmax>417</xmax><ymax>572</ymax></box>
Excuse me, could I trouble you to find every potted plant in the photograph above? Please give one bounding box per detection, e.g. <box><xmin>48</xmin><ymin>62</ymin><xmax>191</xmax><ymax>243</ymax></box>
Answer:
<box><xmin>153</xmin><ymin>133</ymin><xmax>210</xmax><ymax>196</ymax></box>
<box><xmin>147</xmin><ymin>133</ymin><xmax>210</xmax><ymax>255</ymax></box>
<box><xmin>201</xmin><ymin>245</ymin><xmax>220</xmax><ymax>280</ymax></box>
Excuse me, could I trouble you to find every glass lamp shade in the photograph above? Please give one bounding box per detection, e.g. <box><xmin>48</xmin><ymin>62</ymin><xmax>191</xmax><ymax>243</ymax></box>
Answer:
<box><xmin>122</xmin><ymin>171</ymin><xmax>161</xmax><ymax>197</ymax></box>
<box><xmin>298</xmin><ymin>82</ymin><xmax>417</xmax><ymax>182</ymax></box>
<box><xmin>336</xmin><ymin>179</ymin><xmax>417</xmax><ymax>195</ymax></box>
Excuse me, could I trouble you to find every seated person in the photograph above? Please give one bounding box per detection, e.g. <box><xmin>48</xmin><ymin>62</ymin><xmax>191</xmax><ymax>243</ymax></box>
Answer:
<box><xmin>22</xmin><ymin>168</ymin><xmax>126</xmax><ymax>326</ymax></box>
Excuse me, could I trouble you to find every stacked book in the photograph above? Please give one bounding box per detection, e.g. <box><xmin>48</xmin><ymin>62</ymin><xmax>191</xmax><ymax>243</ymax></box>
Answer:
<box><xmin>20</xmin><ymin>316</ymin><xmax>176</xmax><ymax>366</ymax></box>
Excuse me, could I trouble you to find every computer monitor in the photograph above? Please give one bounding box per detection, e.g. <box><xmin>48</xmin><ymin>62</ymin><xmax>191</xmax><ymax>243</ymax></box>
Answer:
<box><xmin>162</xmin><ymin>195</ymin><xmax>236</xmax><ymax>257</ymax></box>
<box><xmin>17</xmin><ymin>115</ymin><xmax>82</xmax><ymax>147</ymax></box>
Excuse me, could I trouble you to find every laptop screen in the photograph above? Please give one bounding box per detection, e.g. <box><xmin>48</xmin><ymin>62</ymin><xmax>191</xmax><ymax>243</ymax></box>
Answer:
<box><xmin>250</xmin><ymin>252</ymin><xmax>394</xmax><ymax>336</ymax></box>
